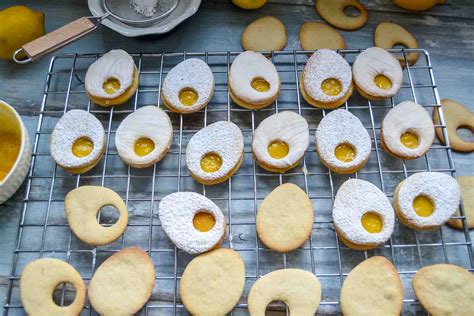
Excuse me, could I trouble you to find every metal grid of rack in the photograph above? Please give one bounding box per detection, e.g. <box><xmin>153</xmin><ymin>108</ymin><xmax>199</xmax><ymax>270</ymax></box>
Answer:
<box><xmin>3</xmin><ymin>49</ymin><xmax>473</xmax><ymax>315</ymax></box>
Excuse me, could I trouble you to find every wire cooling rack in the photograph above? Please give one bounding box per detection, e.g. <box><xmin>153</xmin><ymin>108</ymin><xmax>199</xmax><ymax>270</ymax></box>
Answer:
<box><xmin>3</xmin><ymin>49</ymin><xmax>473</xmax><ymax>315</ymax></box>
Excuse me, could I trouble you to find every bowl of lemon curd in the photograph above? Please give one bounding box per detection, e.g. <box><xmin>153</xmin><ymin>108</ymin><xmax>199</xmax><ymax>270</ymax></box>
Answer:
<box><xmin>0</xmin><ymin>101</ymin><xmax>31</xmax><ymax>204</ymax></box>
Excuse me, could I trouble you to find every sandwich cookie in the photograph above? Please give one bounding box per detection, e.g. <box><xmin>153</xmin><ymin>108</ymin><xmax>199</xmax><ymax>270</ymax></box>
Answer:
<box><xmin>242</xmin><ymin>16</ymin><xmax>287</xmax><ymax>52</ymax></box>
<box><xmin>316</xmin><ymin>0</ymin><xmax>368</xmax><ymax>31</ymax></box>
<box><xmin>299</xmin><ymin>21</ymin><xmax>346</xmax><ymax>51</ymax></box>
<box><xmin>300</xmin><ymin>49</ymin><xmax>353</xmax><ymax>109</ymax></box>
<box><xmin>381</xmin><ymin>101</ymin><xmax>434</xmax><ymax>160</ymax></box>
<box><xmin>393</xmin><ymin>172</ymin><xmax>461</xmax><ymax>230</ymax></box>
<box><xmin>228</xmin><ymin>51</ymin><xmax>281</xmax><ymax>109</ymax></box>
<box><xmin>50</xmin><ymin>110</ymin><xmax>105</xmax><ymax>174</ymax></box>
<box><xmin>333</xmin><ymin>179</ymin><xmax>395</xmax><ymax>250</ymax></box>
<box><xmin>158</xmin><ymin>192</ymin><xmax>226</xmax><ymax>255</ymax></box>
<box><xmin>252</xmin><ymin>111</ymin><xmax>309</xmax><ymax>173</ymax></box>
<box><xmin>448</xmin><ymin>176</ymin><xmax>474</xmax><ymax>229</ymax></box>
<box><xmin>161</xmin><ymin>58</ymin><xmax>214</xmax><ymax>114</ymax></box>
<box><xmin>186</xmin><ymin>121</ymin><xmax>244</xmax><ymax>185</ymax></box>
<box><xmin>353</xmin><ymin>47</ymin><xmax>403</xmax><ymax>100</ymax></box>
<box><xmin>374</xmin><ymin>22</ymin><xmax>419</xmax><ymax>67</ymax></box>
<box><xmin>316</xmin><ymin>109</ymin><xmax>371</xmax><ymax>174</ymax></box>
<box><xmin>85</xmin><ymin>49</ymin><xmax>138</xmax><ymax>107</ymax></box>
<box><xmin>115</xmin><ymin>106</ymin><xmax>173</xmax><ymax>168</ymax></box>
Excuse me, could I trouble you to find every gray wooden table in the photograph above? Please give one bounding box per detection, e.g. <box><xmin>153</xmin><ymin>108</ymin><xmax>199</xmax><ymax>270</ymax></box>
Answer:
<box><xmin>0</xmin><ymin>0</ymin><xmax>473</xmax><ymax>314</ymax></box>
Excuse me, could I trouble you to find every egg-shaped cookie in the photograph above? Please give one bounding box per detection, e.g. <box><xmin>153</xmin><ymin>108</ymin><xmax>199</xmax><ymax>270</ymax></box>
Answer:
<box><xmin>299</xmin><ymin>22</ymin><xmax>346</xmax><ymax>51</ymax></box>
<box><xmin>115</xmin><ymin>106</ymin><xmax>173</xmax><ymax>168</ymax></box>
<box><xmin>161</xmin><ymin>58</ymin><xmax>215</xmax><ymax>114</ymax></box>
<box><xmin>242</xmin><ymin>16</ymin><xmax>287</xmax><ymax>52</ymax></box>
<box><xmin>252</xmin><ymin>111</ymin><xmax>309</xmax><ymax>173</ymax></box>
<box><xmin>316</xmin><ymin>109</ymin><xmax>371</xmax><ymax>174</ymax></box>
<box><xmin>316</xmin><ymin>0</ymin><xmax>368</xmax><ymax>31</ymax></box>
<box><xmin>300</xmin><ymin>49</ymin><xmax>353</xmax><ymax>109</ymax></box>
<box><xmin>186</xmin><ymin>121</ymin><xmax>244</xmax><ymax>185</ymax></box>
<box><xmin>333</xmin><ymin>179</ymin><xmax>395</xmax><ymax>250</ymax></box>
<box><xmin>374</xmin><ymin>22</ymin><xmax>419</xmax><ymax>67</ymax></box>
<box><xmin>381</xmin><ymin>101</ymin><xmax>434</xmax><ymax>160</ymax></box>
<box><xmin>393</xmin><ymin>172</ymin><xmax>461</xmax><ymax>230</ymax></box>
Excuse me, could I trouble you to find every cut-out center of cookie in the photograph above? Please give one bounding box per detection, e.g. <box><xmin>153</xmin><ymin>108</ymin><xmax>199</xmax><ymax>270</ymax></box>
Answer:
<box><xmin>400</xmin><ymin>131</ymin><xmax>419</xmax><ymax>149</ymax></box>
<box><xmin>134</xmin><ymin>137</ymin><xmax>155</xmax><ymax>157</ymax></box>
<box><xmin>193</xmin><ymin>211</ymin><xmax>216</xmax><ymax>232</ymax></box>
<box><xmin>268</xmin><ymin>141</ymin><xmax>289</xmax><ymax>159</ymax></box>
<box><xmin>251</xmin><ymin>77</ymin><xmax>270</xmax><ymax>93</ymax></box>
<box><xmin>200</xmin><ymin>152</ymin><xmax>223</xmax><ymax>173</ymax></box>
<box><xmin>361</xmin><ymin>212</ymin><xmax>383</xmax><ymax>233</ymax></box>
<box><xmin>52</xmin><ymin>282</ymin><xmax>76</xmax><ymax>306</ymax></box>
<box><xmin>179</xmin><ymin>88</ymin><xmax>199</xmax><ymax>107</ymax></box>
<box><xmin>103</xmin><ymin>77</ymin><xmax>121</xmax><ymax>95</ymax></box>
<box><xmin>98</xmin><ymin>205</ymin><xmax>120</xmax><ymax>226</ymax></box>
<box><xmin>321</xmin><ymin>78</ymin><xmax>342</xmax><ymax>96</ymax></box>
<box><xmin>343</xmin><ymin>6</ymin><xmax>361</xmax><ymax>17</ymax></box>
<box><xmin>334</xmin><ymin>143</ymin><xmax>356</xmax><ymax>162</ymax></box>
<box><xmin>374</xmin><ymin>75</ymin><xmax>392</xmax><ymax>90</ymax></box>
<box><xmin>413</xmin><ymin>195</ymin><xmax>434</xmax><ymax>217</ymax></box>
<box><xmin>456</xmin><ymin>126</ymin><xmax>474</xmax><ymax>143</ymax></box>
<box><xmin>72</xmin><ymin>137</ymin><xmax>94</xmax><ymax>158</ymax></box>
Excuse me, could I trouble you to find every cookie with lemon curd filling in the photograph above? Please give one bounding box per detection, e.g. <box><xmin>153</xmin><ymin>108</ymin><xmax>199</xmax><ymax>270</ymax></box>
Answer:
<box><xmin>252</xmin><ymin>111</ymin><xmax>309</xmax><ymax>173</ymax></box>
<box><xmin>333</xmin><ymin>179</ymin><xmax>395</xmax><ymax>250</ymax></box>
<box><xmin>393</xmin><ymin>172</ymin><xmax>461</xmax><ymax>230</ymax></box>
<box><xmin>115</xmin><ymin>106</ymin><xmax>173</xmax><ymax>168</ymax></box>
<box><xmin>300</xmin><ymin>49</ymin><xmax>353</xmax><ymax>109</ymax></box>
<box><xmin>352</xmin><ymin>47</ymin><xmax>403</xmax><ymax>100</ymax></box>
<box><xmin>316</xmin><ymin>109</ymin><xmax>371</xmax><ymax>174</ymax></box>
<box><xmin>186</xmin><ymin>121</ymin><xmax>244</xmax><ymax>185</ymax></box>
<box><xmin>50</xmin><ymin>110</ymin><xmax>105</xmax><ymax>174</ymax></box>
<box><xmin>161</xmin><ymin>58</ymin><xmax>215</xmax><ymax>114</ymax></box>
<box><xmin>85</xmin><ymin>49</ymin><xmax>138</xmax><ymax>107</ymax></box>
<box><xmin>228</xmin><ymin>51</ymin><xmax>281</xmax><ymax>109</ymax></box>
<box><xmin>381</xmin><ymin>101</ymin><xmax>434</xmax><ymax>160</ymax></box>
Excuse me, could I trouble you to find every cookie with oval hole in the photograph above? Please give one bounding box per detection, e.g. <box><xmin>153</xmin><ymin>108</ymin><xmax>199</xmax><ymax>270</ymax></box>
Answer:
<box><xmin>316</xmin><ymin>0</ymin><xmax>368</xmax><ymax>31</ymax></box>
<box><xmin>50</xmin><ymin>109</ymin><xmax>105</xmax><ymax>174</ymax></box>
<box><xmin>316</xmin><ymin>109</ymin><xmax>371</xmax><ymax>174</ymax></box>
<box><xmin>256</xmin><ymin>183</ymin><xmax>313</xmax><ymax>252</ymax></box>
<box><xmin>448</xmin><ymin>176</ymin><xmax>474</xmax><ymax>229</ymax></box>
<box><xmin>340</xmin><ymin>256</ymin><xmax>403</xmax><ymax>316</ymax></box>
<box><xmin>180</xmin><ymin>249</ymin><xmax>245</xmax><ymax>315</ymax></box>
<box><xmin>299</xmin><ymin>21</ymin><xmax>346</xmax><ymax>51</ymax></box>
<box><xmin>161</xmin><ymin>58</ymin><xmax>215</xmax><ymax>114</ymax></box>
<box><xmin>374</xmin><ymin>22</ymin><xmax>419</xmax><ymax>67</ymax></box>
<box><xmin>20</xmin><ymin>258</ymin><xmax>86</xmax><ymax>316</ymax></box>
<box><xmin>228</xmin><ymin>51</ymin><xmax>281</xmax><ymax>109</ymax></box>
<box><xmin>413</xmin><ymin>264</ymin><xmax>474</xmax><ymax>316</ymax></box>
<box><xmin>353</xmin><ymin>47</ymin><xmax>403</xmax><ymax>100</ymax></box>
<box><xmin>248</xmin><ymin>269</ymin><xmax>321</xmax><ymax>315</ymax></box>
<box><xmin>252</xmin><ymin>111</ymin><xmax>309</xmax><ymax>173</ymax></box>
<box><xmin>300</xmin><ymin>49</ymin><xmax>353</xmax><ymax>109</ymax></box>
<box><xmin>158</xmin><ymin>192</ymin><xmax>226</xmax><ymax>254</ymax></box>
<box><xmin>393</xmin><ymin>172</ymin><xmax>461</xmax><ymax>230</ymax></box>
<box><xmin>85</xmin><ymin>49</ymin><xmax>138</xmax><ymax>107</ymax></box>
<box><xmin>242</xmin><ymin>16</ymin><xmax>287</xmax><ymax>52</ymax></box>
<box><xmin>88</xmin><ymin>247</ymin><xmax>155</xmax><ymax>315</ymax></box>
<box><xmin>65</xmin><ymin>186</ymin><xmax>128</xmax><ymax>246</ymax></box>
<box><xmin>115</xmin><ymin>106</ymin><xmax>173</xmax><ymax>168</ymax></box>
<box><xmin>186</xmin><ymin>121</ymin><xmax>244</xmax><ymax>185</ymax></box>
<box><xmin>333</xmin><ymin>179</ymin><xmax>395</xmax><ymax>250</ymax></box>
<box><xmin>381</xmin><ymin>101</ymin><xmax>435</xmax><ymax>160</ymax></box>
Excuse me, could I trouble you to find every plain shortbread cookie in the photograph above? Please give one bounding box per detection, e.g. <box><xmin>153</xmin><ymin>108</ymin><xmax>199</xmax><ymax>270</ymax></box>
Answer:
<box><xmin>242</xmin><ymin>16</ymin><xmax>287</xmax><ymax>52</ymax></box>
<box><xmin>448</xmin><ymin>176</ymin><xmax>474</xmax><ymax>229</ymax></box>
<box><xmin>300</xmin><ymin>21</ymin><xmax>346</xmax><ymax>51</ymax></box>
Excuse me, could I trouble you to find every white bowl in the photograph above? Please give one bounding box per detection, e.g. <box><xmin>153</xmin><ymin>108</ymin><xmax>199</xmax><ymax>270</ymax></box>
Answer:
<box><xmin>0</xmin><ymin>101</ymin><xmax>32</xmax><ymax>205</ymax></box>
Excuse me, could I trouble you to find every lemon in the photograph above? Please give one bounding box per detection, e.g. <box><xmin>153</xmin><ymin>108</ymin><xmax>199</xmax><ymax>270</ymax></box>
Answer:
<box><xmin>0</xmin><ymin>6</ymin><xmax>45</xmax><ymax>60</ymax></box>
<box><xmin>392</xmin><ymin>0</ymin><xmax>445</xmax><ymax>11</ymax></box>
<box><xmin>232</xmin><ymin>0</ymin><xmax>267</xmax><ymax>10</ymax></box>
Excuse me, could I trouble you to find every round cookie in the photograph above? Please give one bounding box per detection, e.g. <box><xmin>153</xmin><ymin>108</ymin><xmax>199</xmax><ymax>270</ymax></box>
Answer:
<box><xmin>316</xmin><ymin>109</ymin><xmax>371</xmax><ymax>174</ymax></box>
<box><xmin>228</xmin><ymin>51</ymin><xmax>281</xmax><ymax>109</ymax></box>
<box><xmin>413</xmin><ymin>264</ymin><xmax>474</xmax><ymax>315</ymax></box>
<box><xmin>65</xmin><ymin>186</ymin><xmax>128</xmax><ymax>246</ymax></box>
<box><xmin>316</xmin><ymin>0</ymin><xmax>368</xmax><ymax>31</ymax></box>
<box><xmin>300</xmin><ymin>49</ymin><xmax>353</xmax><ymax>109</ymax></box>
<box><xmin>333</xmin><ymin>179</ymin><xmax>395</xmax><ymax>250</ymax></box>
<box><xmin>374</xmin><ymin>22</ymin><xmax>419</xmax><ymax>67</ymax></box>
<box><xmin>85</xmin><ymin>49</ymin><xmax>138</xmax><ymax>107</ymax></box>
<box><xmin>252</xmin><ymin>111</ymin><xmax>309</xmax><ymax>173</ymax></box>
<box><xmin>242</xmin><ymin>16</ymin><xmax>287</xmax><ymax>52</ymax></box>
<box><xmin>88</xmin><ymin>247</ymin><xmax>155</xmax><ymax>315</ymax></box>
<box><xmin>381</xmin><ymin>101</ymin><xmax>434</xmax><ymax>160</ymax></box>
<box><xmin>433</xmin><ymin>99</ymin><xmax>474</xmax><ymax>152</ymax></box>
<box><xmin>353</xmin><ymin>47</ymin><xmax>403</xmax><ymax>100</ymax></box>
<box><xmin>299</xmin><ymin>21</ymin><xmax>346</xmax><ymax>51</ymax></box>
<box><xmin>161</xmin><ymin>58</ymin><xmax>215</xmax><ymax>114</ymax></box>
<box><xmin>256</xmin><ymin>183</ymin><xmax>313</xmax><ymax>252</ymax></box>
<box><xmin>180</xmin><ymin>249</ymin><xmax>245</xmax><ymax>315</ymax></box>
<box><xmin>50</xmin><ymin>110</ymin><xmax>105</xmax><ymax>174</ymax></box>
<box><xmin>158</xmin><ymin>192</ymin><xmax>226</xmax><ymax>255</ymax></box>
<box><xmin>115</xmin><ymin>106</ymin><xmax>173</xmax><ymax>168</ymax></box>
<box><xmin>340</xmin><ymin>256</ymin><xmax>403</xmax><ymax>316</ymax></box>
<box><xmin>448</xmin><ymin>176</ymin><xmax>474</xmax><ymax>229</ymax></box>
<box><xmin>248</xmin><ymin>269</ymin><xmax>321</xmax><ymax>315</ymax></box>
<box><xmin>20</xmin><ymin>258</ymin><xmax>86</xmax><ymax>316</ymax></box>
<box><xmin>393</xmin><ymin>172</ymin><xmax>461</xmax><ymax>230</ymax></box>
<box><xmin>186</xmin><ymin>121</ymin><xmax>244</xmax><ymax>185</ymax></box>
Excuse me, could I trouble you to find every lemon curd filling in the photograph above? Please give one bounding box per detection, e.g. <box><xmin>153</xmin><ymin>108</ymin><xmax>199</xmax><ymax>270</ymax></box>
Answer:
<box><xmin>321</xmin><ymin>78</ymin><xmax>342</xmax><ymax>96</ymax></box>
<box><xmin>103</xmin><ymin>77</ymin><xmax>121</xmax><ymax>95</ymax></box>
<box><xmin>400</xmin><ymin>131</ymin><xmax>419</xmax><ymax>149</ymax></box>
<box><xmin>0</xmin><ymin>131</ymin><xmax>21</xmax><ymax>181</ymax></box>
<box><xmin>179</xmin><ymin>88</ymin><xmax>198</xmax><ymax>106</ymax></box>
<box><xmin>361</xmin><ymin>212</ymin><xmax>383</xmax><ymax>233</ymax></box>
<box><xmin>374</xmin><ymin>75</ymin><xmax>392</xmax><ymax>90</ymax></box>
<box><xmin>334</xmin><ymin>144</ymin><xmax>356</xmax><ymax>163</ymax></box>
<box><xmin>251</xmin><ymin>78</ymin><xmax>270</xmax><ymax>92</ymax></box>
<box><xmin>72</xmin><ymin>137</ymin><xmax>94</xmax><ymax>158</ymax></box>
<box><xmin>268</xmin><ymin>141</ymin><xmax>289</xmax><ymax>159</ymax></box>
<box><xmin>193</xmin><ymin>212</ymin><xmax>216</xmax><ymax>232</ymax></box>
<box><xmin>134</xmin><ymin>138</ymin><xmax>155</xmax><ymax>157</ymax></box>
<box><xmin>413</xmin><ymin>195</ymin><xmax>434</xmax><ymax>217</ymax></box>
<box><xmin>200</xmin><ymin>153</ymin><xmax>222</xmax><ymax>173</ymax></box>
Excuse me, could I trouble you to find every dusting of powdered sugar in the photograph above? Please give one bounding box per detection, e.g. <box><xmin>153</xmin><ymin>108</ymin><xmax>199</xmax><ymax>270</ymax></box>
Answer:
<box><xmin>131</xmin><ymin>0</ymin><xmax>158</xmax><ymax>17</ymax></box>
